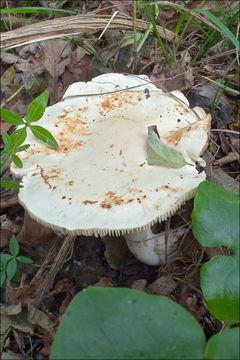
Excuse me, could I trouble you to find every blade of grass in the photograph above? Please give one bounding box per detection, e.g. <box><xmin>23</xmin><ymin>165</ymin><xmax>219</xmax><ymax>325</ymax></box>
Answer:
<box><xmin>211</xmin><ymin>56</ymin><xmax>239</xmax><ymax>112</ymax></box>
<box><xmin>193</xmin><ymin>8</ymin><xmax>239</xmax><ymax>51</ymax></box>
<box><xmin>136</xmin><ymin>3</ymin><xmax>159</xmax><ymax>53</ymax></box>
<box><xmin>133</xmin><ymin>0</ymin><xmax>137</xmax><ymax>54</ymax></box>
<box><xmin>146</xmin><ymin>4</ymin><xmax>171</xmax><ymax>64</ymax></box>
<box><xmin>191</xmin><ymin>29</ymin><xmax>220</xmax><ymax>64</ymax></box>
<box><xmin>201</xmin><ymin>75</ymin><xmax>240</xmax><ymax>96</ymax></box>
<box><xmin>0</xmin><ymin>7</ymin><xmax>77</xmax><ymax>17</ymax></box>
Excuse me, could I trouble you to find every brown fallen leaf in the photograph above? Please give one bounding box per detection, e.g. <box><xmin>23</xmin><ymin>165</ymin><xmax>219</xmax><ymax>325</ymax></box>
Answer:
<box><xmin>0</xmin><ymin>215</ymin><xmax>21</xmax><ymax>248</ymax></box>
<box><xmin>3</xmin><ymin>13</ymin><xmax>24</xmax><ymax>30</ymax></box>
<box><xmin>11</xmin><ymin>327</ymin><xmax>25</xmax><ymax>353</ymax></box>
<box><xmin>0</xmin><ymin>188</ymin><xmax>19</xmax><ymax>209</ymax></box>
<box><xmin>1</xmin><ymin>64</ymin><xmax>15</xmax><ymax>88</ymax></box>
<box><xmin>98</xmin><ymin>0</ymin><xmax>132</xmax><ymax>15</ymax></box>
<box><xmin>214</xmin><ymin>152</ymin><xmax>239</xmax><ymax>166</ymax></box>
<box><xmin>131</xmin><ymin>279</ymin><xmax>147</xmax><ymax>291</ymax></box>
<box><xmin>0</xmin><ymin>120</ymin><xmax>12</xmax><ymax>134</ymax></box>
<box><xmin>17</xmin><ymin>211</ymin><xmax>57</xmax><ymax>246</ymax></box>
<box><xmin>6</xmin><ymin>276</ymin><xmax>45</xmax><ymax>305</ymax></box>
<box><xmin>0</xmin><ymin>52</ymin><xmax>19</xmax><ymax>64</ymax></box>
<box><xmin>150</xmin><ymin>60</ymin><xmax>194</xmax><ymax>92</ymax></box>
<box><xmin>1</xmin><ymin>303</ymin><xmax>34</xmax><ymax>335</ymax></box>
<box><xmin>93</xmin><ymin>277</ymin><xmax>114</xmax><ymax>287</ymax></box>
<box><xmin>59</xmin><ymin>292</ymin><xmax>72</xmax><ymax>316</ymax></box>
<box><xmin>41</xmin><ymin>292</ymin><xmax>73</xmax><ymax>357</ymax></box>
<box><xmin>48</xmin><ymin>278</ymin><xmax>75</xmax><ymax>297</ymax></box>
<box><xmin>179</xmin><ymin>292</ymin><xmax>199</xmax><ymax>319</ymax></box>
<box><xmin>146</xmin><ymin>275</ymin><xmax>178</xmax><ymax>295</ymax></box>
<box><xmin>66</xmin><ymin>54</ymin><xmax>92</xmax><ymax>82</ymax></box>
<box><xmin>1</xmin><ymin>350</ymin><xmax>23</xmax><ymax>360</ymax></box>
<box><xmin>41</xmin><ymin>39</ymin><xmax>70</xmax><ymax>78</ymax></box>
<box><xmin>17</xmin><ymin>43</ymin><xmax>39</xmax><ymax>59</ymax></box>
<box><xmin>1</xmin><ymin>302</ymin><xmax>52</xmax><ymax>335</ymax></box>
<box><xmin>28</xmin><ymin>303</ymin><xmax>53</xmax><ymax>333</ymax></box>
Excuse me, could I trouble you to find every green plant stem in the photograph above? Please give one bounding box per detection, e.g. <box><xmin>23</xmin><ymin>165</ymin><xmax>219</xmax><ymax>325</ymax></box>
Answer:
<box><xmin>0</xmin><ymin>326</ymin><xmax>11</xmax><ymax>355</ymax></box>
<box><xmin>133</xmin><ymin>0</ymin><xmax>137</xmax><ymax>54</ymax></box>
<box><xmin>1</xmin><ymin>85</ymin><xmax>24</xmax><ymax>108</ymax></box>
<box><xmin>0</xmin><ymin>154</ymin><xmax>11</xmax><ymax>174</ymax></box>
<box><xmin>221</xmin><ymin>323</ymin><xmax>231</xmax><ymax>332</ymax></box>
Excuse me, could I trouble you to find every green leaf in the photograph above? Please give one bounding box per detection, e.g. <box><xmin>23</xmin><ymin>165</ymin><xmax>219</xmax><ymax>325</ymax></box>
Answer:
<box><xmin>12</xmin><ymin>154</ymin><xmax>23</xmax><ymax>168</ymax></box>
<box><xmin>6</xmin><ymin>259</ymin><xmax>17</xmax><ymax>280</ymax></box>
<box><xmin>0</xmin><ymin>180</ymin><xmax>23</xmax><ymax>189</ymax></box>
<box><xmin>201</xmin><ymin>256</ymin><xmax>239</xmax><ymax>324</ymax></box>
<box><xmin>0</xmin><ymin>271</ymin><xmax>6</xmax><ymax>287</ymax></box>
<box><xmin>147</xmin><ymin>126</ymin><xmax>192</xmax><ymax>168</ymax></box>
<box><xmin>30</xmin><ymin>125</ymin><xmax>59</xmax><ymax>148</ymax></box>
<box><xmin>0</xmin><ymin>108</ymin><xmax>24</xmax><ymax>125</ymax></box>
<box><xmin>0</xmin><ymin>253</ymin><xmax>12</xmax><ymax>265</ymax></box>
<box><xmin>192</xmin><ymin>181</ymin><xmax>239</xmax><ymax>255</ymax></box>
<box><xmin>192</xmin><ymin>181</ymin><xmax>240</xmax><ymax>324</ymax></box>
<box><xmin>50</xmin><ymin>287</ymin><xmax>206</xmax><ymax>360</ymax></box>
<box><xmin>2</xmin><ymin>131</ymin><xmax>13</xmax><ymax>148</ymax></box>
<box><xmin>11</xmin><ymin>127</ymin><xmax>27</xmax><ymax>149</ymax></box>
<box><xmin>9</xmin><ymin>236</ymin><xmax>19</xmax><ymax>256</ymax></box>
<box><xmin>15</xmin><ymin>144</ymin><xmax>30</xmax><ymax>152</ymax></box>
<box><xmin>16</xmin><ymin>256</ymin><xmax>33</xmax><ymax>264</ymax></box>
<box><xmin>25</xmin><ymin>91</ymin><xmax>49</xmax><ymax>123</ymax></box>
<box><xmin>204</xmin><ymin>328</ymin><xmax>240</xmax><ymax>360</ymax></box>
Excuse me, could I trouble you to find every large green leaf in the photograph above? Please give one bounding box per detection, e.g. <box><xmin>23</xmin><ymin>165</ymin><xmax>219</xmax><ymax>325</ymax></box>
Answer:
<box><xmin>192</xmin><ymin>181</ymin><xmax>239</xmax><ymax>255</ymax></box>
<box><xmin>50</xmin><ymin>287</ymin><xmax>206</xmax><ymax>360</ymax></box>
<box><xmin>201</xmin><ymin>256</ymin><xmax>239</xmax><ymax>323</ymax></box>
<box><xmin>192</xmin><ymin>181</ymin><xmax>239</xmax><ymax>324</ymax></box>
<box><xmin>203</xmin><ymin>328</ymin><xmax>240</xmax><ymax>360</ymax></box>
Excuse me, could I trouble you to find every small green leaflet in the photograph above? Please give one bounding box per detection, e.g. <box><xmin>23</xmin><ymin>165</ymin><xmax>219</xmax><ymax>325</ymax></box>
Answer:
<box><xmin>12</xmin><ymin>154</ymin><xmax>23</xmax><ymax>168</ymax></box>
<box><xmin>30</xmin><ymin>125</ymin><xmax>59</xmax><ymax>148</ymax></box>
<box><xmin>147</xmin><ymin>126</ymin><xmax>193</xmax><ymax>169</ymax></box>
<box><xmin>25</xmin><ymin>91</ymin><xmax>49</xmax><ymax>123</ymax></box>
<box><xmin>0</xmin><ymin>108</ymin><xmax>24</xmax><ymax>125</ymax></box>
<box><xmin>0</xmin><ymin>180</ymin><xmax>23</xmax><ymax>189</ymax></box>
<box><xmin>9</xmin><ymin>236</ymin><xmax>19</xmax><ymax>257</ymax></box>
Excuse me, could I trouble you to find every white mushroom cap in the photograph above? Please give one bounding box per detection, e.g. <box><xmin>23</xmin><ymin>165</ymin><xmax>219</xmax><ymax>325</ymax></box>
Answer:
<box><xmin>11</xmin><ymin>73</ymin><xmax>211</xmax><ymax>237</ymax></box>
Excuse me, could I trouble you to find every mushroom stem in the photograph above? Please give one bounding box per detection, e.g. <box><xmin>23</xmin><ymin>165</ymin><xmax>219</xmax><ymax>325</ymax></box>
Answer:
<box><xmin>124</xmin><ymin>226</ymin><xmax>185</xmax><ymax>266</ymax></box>
<box><xmin>33</xmin><ymin>234</ymin><xmax>76</xmax><ymax>308</ymax></box>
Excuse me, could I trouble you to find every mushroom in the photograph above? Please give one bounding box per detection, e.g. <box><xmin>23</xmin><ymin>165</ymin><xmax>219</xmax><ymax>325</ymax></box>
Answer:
<box><xmin>11</xmin><ymin>73</ymin><xmax>211</xmax><ymax>272</ymax></box>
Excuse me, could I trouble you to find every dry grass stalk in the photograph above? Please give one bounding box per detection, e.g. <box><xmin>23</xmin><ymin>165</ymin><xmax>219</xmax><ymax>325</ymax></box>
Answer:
<box><xmin>1</xmin><ymin>13</ymin><xmax>179</xmax><ymax>51</ymax></box>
